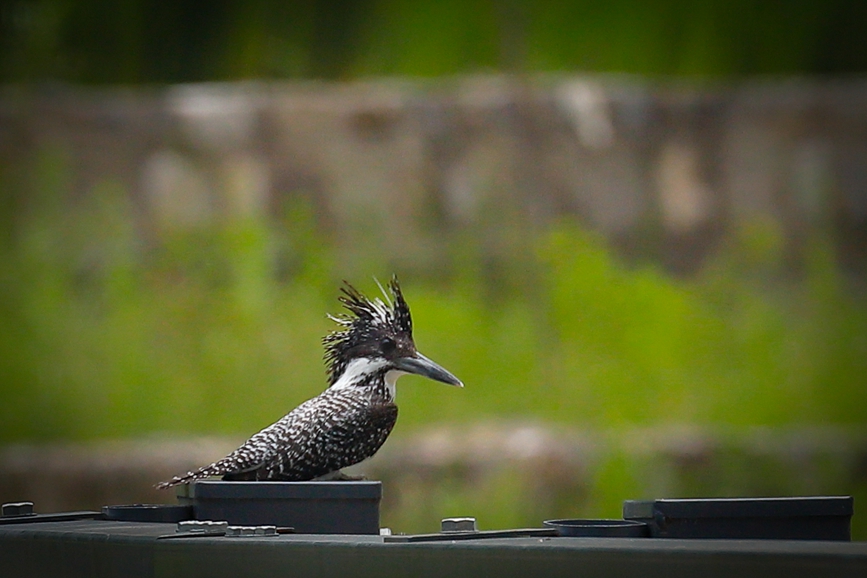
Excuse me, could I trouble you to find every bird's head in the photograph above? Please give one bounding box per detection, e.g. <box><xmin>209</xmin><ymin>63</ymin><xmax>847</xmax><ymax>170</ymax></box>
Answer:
<box><xmin>323</xmin><ymin>276</ymin><xmax>463</xmax><ymax>392</ymax></box>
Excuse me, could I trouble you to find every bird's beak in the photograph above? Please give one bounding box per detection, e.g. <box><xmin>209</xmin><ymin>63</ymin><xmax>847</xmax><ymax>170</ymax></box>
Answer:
<box><xmin>394</xmin><ymin>352</ymin><xmax>463</xmax><ymax>387</ymax></box>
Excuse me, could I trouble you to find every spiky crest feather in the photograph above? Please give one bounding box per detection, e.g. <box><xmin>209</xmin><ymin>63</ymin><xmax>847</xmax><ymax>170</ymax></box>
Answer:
<box><xmin>323</xmin><ymin>276</ymin><xmax>412</xmax><ymax>385</ymax></box>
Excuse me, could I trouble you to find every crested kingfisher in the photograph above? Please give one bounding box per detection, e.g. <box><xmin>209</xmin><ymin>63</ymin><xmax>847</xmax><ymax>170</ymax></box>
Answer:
<box><xmin>157</xmin><ymin>276</ymin><xmax>462</xmax><ymax>488</ymax></box>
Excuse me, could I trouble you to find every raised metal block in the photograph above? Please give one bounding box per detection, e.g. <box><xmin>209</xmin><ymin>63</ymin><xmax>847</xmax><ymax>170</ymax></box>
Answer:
<box><xmin>178</xmin><ymin>481</ymin><xmax>382</xmax><ymax>535</ymax></box>
<box><xmin>623</xmin><ymin>496</ymin><xmax>853</xmax><ymax>540</ymax></box>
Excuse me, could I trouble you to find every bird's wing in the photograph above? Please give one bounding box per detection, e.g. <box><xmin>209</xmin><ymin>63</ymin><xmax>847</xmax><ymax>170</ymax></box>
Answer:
<box><xmin>265</xmin><ymin>391</ymin><xmax>398</xmax><ymax>480</ymax></box>
<box><xmin>154</xmin><ymin>400</ymin><xmax>318</xmax><ymax>489</ymax></box>
<box><xmin>156</xmin><ymin>391</ymin><xmax>398</xmax><ymax>488</ymax></box>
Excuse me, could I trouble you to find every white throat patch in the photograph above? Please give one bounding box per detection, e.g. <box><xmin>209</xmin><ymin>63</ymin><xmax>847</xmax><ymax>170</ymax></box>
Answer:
<box><xmin>327</xmin><ymin>357</ymin><xmax>408</xmax><ymax>401</ymax></box>
<box><xmin>329</xmin><ymin>357</ymin><xmax>388</xmax><ymax>391</ymax></box>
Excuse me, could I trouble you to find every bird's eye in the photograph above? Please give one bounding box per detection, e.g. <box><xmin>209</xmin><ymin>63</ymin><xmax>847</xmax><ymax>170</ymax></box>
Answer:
<box><xmin>381</xmin><ymin>337</ymin><xmax>396</xmax><ymax>354</ymax></box>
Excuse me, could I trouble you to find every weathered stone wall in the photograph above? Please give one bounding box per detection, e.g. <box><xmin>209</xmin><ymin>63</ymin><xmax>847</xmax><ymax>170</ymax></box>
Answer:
<box><xmin>1</xmin><ymin>76</ymin><xmax>865</xmax><ymax>276</ymax></box>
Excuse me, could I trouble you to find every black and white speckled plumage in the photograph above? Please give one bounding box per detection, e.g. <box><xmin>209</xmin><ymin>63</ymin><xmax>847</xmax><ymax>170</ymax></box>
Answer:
<box><xmin>157</xmin><ymin>276</ymin><xmax>461</xmax><ymax>488</ymax></box>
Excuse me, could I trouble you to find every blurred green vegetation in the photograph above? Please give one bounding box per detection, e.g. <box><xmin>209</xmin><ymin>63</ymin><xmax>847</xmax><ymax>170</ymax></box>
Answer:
<box><xmin>1</xmin><ymin>152</ymin><xmax>865</xmax><ymax>442</ymax></box>
<box><xmin>1</xmin><ymin>149</ymin><xmax>866</xmax><ymax>537</ymax></box>
<box><xmin>2</xmin><ymin>0</ymin><xmax>866</xmax><ymax>541</ymax></box>
<box><xmin>375</xmin><ymin>426</ymin><xmax>867</xmax><ymax>538</ymax></box>
<box><xmin>1</xmin><ymin>0</ymin><xmax>866</xmax><ymax>83</ymax></box>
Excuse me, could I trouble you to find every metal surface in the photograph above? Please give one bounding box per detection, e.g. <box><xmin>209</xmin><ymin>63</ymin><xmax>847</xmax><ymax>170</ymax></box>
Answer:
<box><xmin>103</xmin><ymin>505</ymin><xmax>193</xmax><ymax>523</ymax></box>
<box><xmin>2</xmin><ymin>518</ymin><xmax>867</xmax><ymax>578</ymax></box>
<box><xmin>384</xmin><ymin>527</ymin><xmax>557</xmax><ymax>543</ymax></box>
<box><xmin>544</xmin><ymin>519</ymin><xmax>650</xmax><ymax>537</ymax></box>
<box><xmin>623</xmin><ymin>496</ymin><xmax>854</xmax><ymax>519</ymax></box>
<box><xmin>180</xmin><ymin>481</ymin><xmax>383</xmax><ymax>501</ymax></box>
<box><xmin>0</xmin><ymin>511</ymin><xmax>101</xmax><ymax>525</ymax></box>
<box><xmin>623</xmin><ymin>496</ymin><xmax>853</xmax><ymax>540</ymax></box>
<box><xmin>178</xmin><ymin>480</ymin><xmax>381</xmax><ymax>534</ymax></box>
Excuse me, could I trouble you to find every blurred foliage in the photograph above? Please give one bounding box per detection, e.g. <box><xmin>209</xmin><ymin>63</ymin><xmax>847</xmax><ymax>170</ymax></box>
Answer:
<box><xmin>2</xmin><ymin>0</ymin><xmax>866</xmax><ymax>540</ymax></box>
<box><xmin>1</xmin><ymin>0</ymin><xmax>867</xmax><ymax>83</ymax></box>
<box><xmin>1</xmin><ymin>150</ymin><xmax>865</xmax><ymax>442</ymax></box>
<box><xmin>1</xmin><ymin>149</ymin><xmax>865</xmax><ymax>537</ymax></box>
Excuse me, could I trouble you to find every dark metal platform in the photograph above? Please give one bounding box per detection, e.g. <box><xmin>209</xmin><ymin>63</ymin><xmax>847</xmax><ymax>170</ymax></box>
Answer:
<box><xmin>2</xmin><ymin>517</ymin><xmax>866</xmax><ymax>578</ymax></box>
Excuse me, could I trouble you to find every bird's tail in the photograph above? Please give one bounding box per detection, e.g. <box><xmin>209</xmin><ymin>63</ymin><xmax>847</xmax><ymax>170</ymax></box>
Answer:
<box><xmin>155</xmin><ymin>459</ymin><xmax>242</xmax><ymax>489</ymax></box>
<box><xmin>155</xmin><ymin>467</ymin><xmax>214</xmax><ymax>490</ymax></box>
<box><xmin>156</xmin><ymin>449</ymin><xmax>264</xmax><ymax>489</ymax></box>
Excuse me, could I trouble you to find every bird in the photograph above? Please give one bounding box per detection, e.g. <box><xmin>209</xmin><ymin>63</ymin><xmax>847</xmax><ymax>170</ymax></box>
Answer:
<box><xmin>157</xmin><ymin>276</ymin><xmax>462</xmax><ymax>488</ymax></box>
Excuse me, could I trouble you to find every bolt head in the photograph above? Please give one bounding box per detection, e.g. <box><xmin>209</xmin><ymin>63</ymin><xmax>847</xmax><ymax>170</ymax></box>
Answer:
<box><xmin>441</xmin><ymin>517</ymin><xmax>477</xmax><ymax>533</ymax></box>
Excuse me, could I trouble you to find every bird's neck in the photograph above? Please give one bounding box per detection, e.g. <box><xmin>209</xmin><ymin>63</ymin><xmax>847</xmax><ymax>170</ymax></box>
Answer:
<box><xmin>329</xmin><ymin>357</ymin><xmax>401</xmax><ymax>401</ymax></box>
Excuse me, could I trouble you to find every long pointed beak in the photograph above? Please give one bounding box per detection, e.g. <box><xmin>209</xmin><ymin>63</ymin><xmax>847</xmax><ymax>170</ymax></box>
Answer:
<box><xmin>394</xmin><ymin>352</ymin><xmax>463</xmax><ymax>387</ymax></box>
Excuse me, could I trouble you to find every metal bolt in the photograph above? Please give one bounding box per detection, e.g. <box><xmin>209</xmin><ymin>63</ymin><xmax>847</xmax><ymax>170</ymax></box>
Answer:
<box><xmin>2</xmin><ymin>502</ymin><xmax>35</xmax><ymax>517</ymax></box>
<box><xmin>226</xmin><ymin>525</ymin><xmax>277</xmax><ymax>537</ymax></box>
<box><xmin>441</xmin><ymin>517</ymin><xmax>477</xmax><ymax>533</ymax></box>
<box><xmin>176</xmin><ymin>520</ymin><xmax>228</xmax><ymax>535</ymax></box>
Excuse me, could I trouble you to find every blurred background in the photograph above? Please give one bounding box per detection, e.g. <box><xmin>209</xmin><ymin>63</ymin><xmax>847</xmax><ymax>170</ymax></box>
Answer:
<box><xmin>1</xmin><ymin>0</ymin><xmax>866</xmax><ymax>537</ymax></box>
